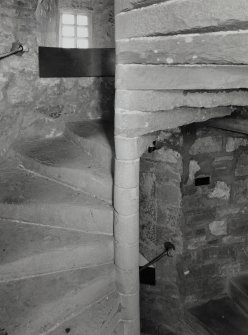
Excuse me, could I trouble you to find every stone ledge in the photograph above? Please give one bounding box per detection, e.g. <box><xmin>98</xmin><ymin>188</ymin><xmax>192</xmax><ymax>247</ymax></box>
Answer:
<box><xmin>115</xmin><ymin>107</ymin><xmax>233</xmax><ymax>137</ymax></box>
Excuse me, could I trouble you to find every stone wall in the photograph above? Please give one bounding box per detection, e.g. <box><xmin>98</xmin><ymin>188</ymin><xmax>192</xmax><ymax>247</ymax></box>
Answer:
<box><xmin>139</xmin><ymin>122</ymin><xmax>248</xmax><ymax>334</ymax></box>
<box><xmin>140</xmin><ymin>131</ymin><xmax>185</xmax><ymax>335</ymax></box>
<box><xmin>0</xmin><ymin>0</ymin><xmax>114</xmax><ymax>156</ymax></box>
<box><xmin>181</xmin><ymin>123</ymin><xmax>248</xmax><ymax>307</ymax></box>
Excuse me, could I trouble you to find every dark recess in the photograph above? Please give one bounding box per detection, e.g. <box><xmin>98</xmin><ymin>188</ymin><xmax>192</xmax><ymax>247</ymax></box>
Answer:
<box><xmin>195</xmin><ymin>176</ymin><xmax>210</xmax><ymax>186</ymax></box>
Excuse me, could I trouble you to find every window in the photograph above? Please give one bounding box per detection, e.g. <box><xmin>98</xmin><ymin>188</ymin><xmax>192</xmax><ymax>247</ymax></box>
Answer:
<box><xmin>60</xmin><ymin>11</ymin><xmax>92</xmax><ymax>49</ymax></box>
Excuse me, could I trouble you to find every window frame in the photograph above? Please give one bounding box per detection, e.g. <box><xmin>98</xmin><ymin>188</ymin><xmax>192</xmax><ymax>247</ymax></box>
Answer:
<box><xmin>59</xmin><ymin>9</ymin><xmax>93</xmax><ymax>49</ymax></box>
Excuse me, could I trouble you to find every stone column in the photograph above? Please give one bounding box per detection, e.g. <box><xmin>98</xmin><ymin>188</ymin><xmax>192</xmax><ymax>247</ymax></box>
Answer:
<box><xmin>114</xmin><ymin>135</ymin><xmax>141</xmax><ymax>334</ymax></box>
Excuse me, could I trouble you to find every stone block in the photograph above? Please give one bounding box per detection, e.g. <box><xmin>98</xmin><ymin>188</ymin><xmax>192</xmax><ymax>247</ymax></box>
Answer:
<box><xmin>115</xmin><ymin>134</ymin><xmax>157</xmax><ymax>160</ymax></box>
<box><xmin>157</xmin><ymin>183</ymin><xmax>181</xmax><ymax>207</ymax></box>
<box><xmin>115</xmin><ymin>212</ymin><xmax>139</xmax><ymax>245</ymax></box>
<box><xmin>219</xmin><ymin>263</ymin><xmax>241</xmax><ymax>277</ymax></box>
<box><xmin>235</xmin><ymin>152</ymin><xmax>248</xmax><ymax>177</ymax></box>
<box><xmin>189</xmin><ymin>136</ymin><xmax>223</xmax><ymax>155</ymax></box>
<box><xmin>228</xmin><ymin>214</ymin><xmax>248</xmax><ymax>236</ymax></box>
<box><xmin>116</xmin><ymin>64</ymin><xmax>248</xmax><ymax>90</ymax></box>
<box><xmin>115</xmin><ymin>107</ymin><xmax>232</xmax><ymax>137</ymax></box>
<box><xmin>226</xmin><ymin>137</ymin><xmax>248</xmax><ymax>153</ymax></box>
<box><xmin>116</xmin><ymin>0</ymin><xmax>248</xmax><ymax>39</ymax></box>
<box><xmin>115</xmin><ymin>241</ymin><xmax>139</xmax><ymax>271</ymax></box>
<box><xmin>115</xmin><ymin>158</ymin><xmax>140</xmax><ymax>189</ymax></box>
<box><xmin>116</xmin><ymin>89</ymin><xmax>248</xmax><ymax>112</ymax></box>
<box><xmin>116</xmin><ymin>266</ymin><xmax>139</xmax><ymax>295</ymax></box>
<box><xmin>208</xmin><ymin>181</ymin><xmax>230</xmax><ymax>201</ymax></box>
<box><xmin>187</xmin><ymin>236</ymin><xmax>207</xmax><ymax>250</ymax></box>
<box><xmin>231</xmin><ymin>179</ymin><xmax>248</xmax><ymax>204</ymax></box>
<box><xmin>209</xmin><ymin>220</ymin><xmax>227</xmax><ymax>236</ymax></box>
<box><xmin>187</xmin><ymin>160</ymin><xmax>201</xmax><ymax>185</ymax></box>
<box><xmin>114</xmin><ymin>185</ymin><xmax>139</xmax><ymax>216</ymax></box>
<box><xmin>120</xmin><ymin>292</ymin><xmax>140</xmax><ymax>320</ymax></box>
<box><xmin>117</xmin><ymin>31</ymin><xmax>248</xmax><ymax>65</ymax></box>
<box><xmin>123</xmin><ymin>319</ymin><xmax>140</xmax><ymax>335</ymax></box>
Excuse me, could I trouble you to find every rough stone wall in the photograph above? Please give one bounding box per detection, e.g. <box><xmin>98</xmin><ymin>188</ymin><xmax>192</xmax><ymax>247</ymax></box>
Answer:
<box><xmin>181</xmin><ymin>124</ymin><xmax>248</xmax><ymax>307</ymax></box>
<box><xmin>92</xmin><ymin>0</ymin><xmax>115</xmax><ymax>48</ymax></box>
<box><xmin>0</xmin><ymin>0</ymin><xmax>114</xmax><ymax>156</ymax></box>
<box><xmin>140</xmin><ymin>123</ymin><xmax>248</xmax><ymax>334</ymax></box>
<box><xmin>140</xmin><ymin>131</ymin><xmax>185</xmax><ymax>335</ymax></box>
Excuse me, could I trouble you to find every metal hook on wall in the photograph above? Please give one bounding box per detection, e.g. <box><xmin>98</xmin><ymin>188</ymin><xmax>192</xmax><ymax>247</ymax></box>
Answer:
<box><xmin>0</xmin><ymin>41</ymin><xmax>28</xmax><ymax>60</ymax></box>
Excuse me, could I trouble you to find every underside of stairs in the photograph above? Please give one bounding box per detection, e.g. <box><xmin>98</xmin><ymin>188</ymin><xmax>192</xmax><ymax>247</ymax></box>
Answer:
<box><xmin>0</xmin><ymin>120</ymin><xmax>123</xmax><ymax>334</ymax></box>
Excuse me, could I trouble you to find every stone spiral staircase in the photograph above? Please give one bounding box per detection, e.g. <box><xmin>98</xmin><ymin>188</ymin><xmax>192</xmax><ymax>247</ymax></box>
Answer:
<box><xmin>0</xmin><ymin>120</ymin><xmax>124</xmax><ymax>334</ymax></box>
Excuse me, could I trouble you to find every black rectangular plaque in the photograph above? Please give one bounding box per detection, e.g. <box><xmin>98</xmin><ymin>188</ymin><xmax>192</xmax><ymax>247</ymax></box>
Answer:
<box><xmin>39</xmin><ymin>47</ymin><xmax>115</xmax><ymax>78</ymax></box>
<box><xmin>139</xmin><ymin>267</ymin><xmax>156</xmax><ymax>286</ymax></box>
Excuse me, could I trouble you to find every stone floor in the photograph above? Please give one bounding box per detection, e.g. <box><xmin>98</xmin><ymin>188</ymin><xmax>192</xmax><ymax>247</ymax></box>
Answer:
<box><xmin>191</xmin><ymin>296</ymin><xmax>248</xmax><ymax>335</ymax></box>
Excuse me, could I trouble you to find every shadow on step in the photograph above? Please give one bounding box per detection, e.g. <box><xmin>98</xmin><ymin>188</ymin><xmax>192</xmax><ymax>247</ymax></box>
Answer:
<box><xmin>190</xmin><ymin>273</ymin><xmax>248</xmax><ymax>335</ymax></box>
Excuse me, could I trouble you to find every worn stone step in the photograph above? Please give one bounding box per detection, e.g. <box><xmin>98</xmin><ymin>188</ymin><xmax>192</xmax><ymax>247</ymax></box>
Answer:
<box><xmin>12</xmin><ymin>136</ymin><xmax>113</xmax><ymax>203</ymax></box>
<box><xmin>0</xmin><ymin>219</ymin><xmax>113</xmax><ymax>281</ymax></box>
<box><xmin>48</xmin><ymin>291</ymin><xmax>121</xmax><ymax>335</ymax></box>
<box><xmin>116</xmin><ymin>0</ymin><xmax>248</xmax><ymax>39</ymax></box>
<box><xmin>228</xmin><ymin>273</ymin><xmax>248</xmax><ymax>317</ymax></box>
<box><xmin>65</xmin><ymin>120</ymin><xmax>114</xmax><ymax>172</ymax></box>
<box><xmin>112</xmin><ymin>322</ymin><xmax>124</xmax><ymax>335</ymax></box>
<box><xmin>0</xmin><ymin>161</ymin><xmax>113</xmax><ymax>235</ymax></box>
<box><xmin>116</xmin><ymin>64</ymin><xmax>248</xmax><ymax>91</ymax></box>
<box><xmin>0</xmin><ymin>264</ymin><xmax>115</xmax><ymax>335</ymax></box>
<box><xmin>117</xmin><ymin>30</ymin><xmax>248</xmax><ymax>65</ymax></box>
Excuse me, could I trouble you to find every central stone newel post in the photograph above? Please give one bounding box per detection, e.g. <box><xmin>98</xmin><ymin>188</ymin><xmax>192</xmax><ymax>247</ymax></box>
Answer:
<box><xmin>114</xmin><ymin>135</ymin><xmax>141</xmax><ymax>334</ymax></box>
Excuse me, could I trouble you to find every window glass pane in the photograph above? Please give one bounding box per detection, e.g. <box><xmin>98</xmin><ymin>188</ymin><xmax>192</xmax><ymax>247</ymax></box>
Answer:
<box><xmin>62</xmin><ymin>38</ymin><xmax>75</xmax><ymax>48</ymax></box>
<box><xmin>62</xmin><ymin>14</ymin><xmax>75</xmax><ymax>24</ymax></box>
<box><xmin>77</xmin><ymin>26</ymin><xmax>88</xmax><ymax>38</ymax></box>
<box><xmin>62</xmin><ymin>26</ymin><xmax>75</xmax><ymax>37</ymax></box>
<box><xmin>77</xmin><ymin>15</ymin><xmax>88</xmax><ymax>25</ymax></box>
<box><xmin>77</xmin><ymin>38</ymin><xmax>88</xmax><ymax>48</ymax></box>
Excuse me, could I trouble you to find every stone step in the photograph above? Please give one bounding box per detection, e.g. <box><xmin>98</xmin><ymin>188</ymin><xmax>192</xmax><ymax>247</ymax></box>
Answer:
<box><xmin>117</xmin><ymin>30</ymin><xmax>248</xmax><ymax>65</ymax></box>
<box><xmin>228</xmin><ymin>274</ymin><xmax>248</xmax><ymax>317</ymax></box>
<box><xmin>112</xmin><ymin>322</ymin><xmax>124</xmax><ymax>335</ymax></box>
<box><xmin>116</xmin><ymin>64</ymin><xmax>248</xmax><ymax>91</ymax></box>
<box><xmin>190</xmin><ymin>296</ymin><xmax>248</xmax><ymax>335</ymax></box>
<box><xmin>116</xmin><ymin>89</ymin><xmax>248</xmax><ymax>112</ymax></box>
<box><xmin>0</xmin><ymin>219</ymin><xmax>113</xmax><ymax>281</ymax></box>
<box><xmin>0</xmin><ymin>264</ymin><xmax>115</xmax><ymax>335</ymax></box>
<box><xmin>116</xmin><ymin>0</ymin><xmax>248</xmax><ymax>38</ymax></box>
<box><xmin>12</xmin><ymin>135</ymin><xmax>113</xmax><ymax>203</ymax></box>
<box><xmin>47</xmin><ymin>291</ymin><xmax>121</xmax><ymax>335</ymax></box>
<box><xmin>0</xmin><ymin>161</ymin><xmax>113</xmax><ymax>235</ymax></box>
<box><xmin>65</xmin><ymin>119</ymin><xmax>114</xmax><ymax>172</ymax></box>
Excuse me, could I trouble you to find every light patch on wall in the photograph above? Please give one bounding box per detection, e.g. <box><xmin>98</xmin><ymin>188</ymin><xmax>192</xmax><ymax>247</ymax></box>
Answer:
<box><xmin>209</xmin><ymin>220</ymin><xmax>227</xmax><ymax>236</ymax></box>
<box><xmin>208</xmin><ymin>181</ymin><xmax>230</xmax><ymax>200</ymax></box>
<box><xmin>187</xmin><ymin>160</ymin><xmax>200</xmax><ymax>185</ymax></box>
